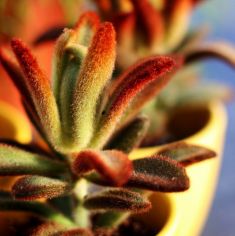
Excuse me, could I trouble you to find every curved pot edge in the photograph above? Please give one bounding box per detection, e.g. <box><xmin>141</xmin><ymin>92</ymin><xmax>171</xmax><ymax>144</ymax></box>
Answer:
<box><xmin>130</xmin><ymin>101</ymin><xmax>227</xmax><ymax>236</ymax></box>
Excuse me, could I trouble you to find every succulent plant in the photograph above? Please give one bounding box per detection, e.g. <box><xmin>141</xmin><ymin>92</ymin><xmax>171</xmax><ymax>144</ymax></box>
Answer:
<box><xmin>93</xmin><ymin>0</ymin><xmax>235</xmax><ymax>145</ymax></box>
<box><xmin>32</xmin><ymin>0</ymin><xmax>235</xmax><ymax>146</ymax></box>
<box><xmin>0</xmin><ymin>11</ymin><xmax>217</xmax><ymax>235</ymax></box>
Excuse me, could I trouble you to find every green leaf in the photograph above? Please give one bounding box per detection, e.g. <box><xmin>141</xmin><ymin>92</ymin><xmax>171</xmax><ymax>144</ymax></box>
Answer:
<box><xmin>105</xmin><ymin>115</ymin><xmax>150</xmax><ymax>153</ymax></box>
<box><xmin>0</xmin><ymin>198</ymin><xmax>75</xmax><ymax>227</ymax></box>
<box><xmin>126</xmin><ymin>155</ymin><xmax>189</xmax><ymax>191</ymax></box>
<box><xmin>157</xmin><ymin>141</ymin><xmax>216</xmax><ymax>166</ymax></box>
<box><xmin>56</xmin><ymin>13</ymin><xmax>100</xmax><ymax>145</ymax></box>
<box><xmin>0</xmin><ymin>144</ymin><xmax>66</xmax><ymax>176</ymax></box>
<box><xmin>12</xmin><ymin>175</ymin><xmax>71</xmax><ymax>200</ymax></box>
<box><xmin>52</xmin><ymin>12</ymin><xmax>100</xmax><ymax>106</ymax></box>
<box><xmin>71</xmin><ymin>22</ymin><xmax>116</xmax><ymax>149</ymax></box>
<box><xmin>72</xmin><ymin>150</ymin><xmax>132</xmax><ymax>187</ymax></box>
<box><xmin>92</xmin><ymin>211</ymin><xmax>129</xmax><ymax>228</ymax></box>
<box><xmin>84</xmin><ymin>188</ymin><xmax>151</xmax><ymax>213</ymax></box>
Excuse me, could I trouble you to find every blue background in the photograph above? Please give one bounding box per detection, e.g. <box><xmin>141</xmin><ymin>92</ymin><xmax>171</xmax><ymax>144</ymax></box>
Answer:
<box><xmin>191</xmin><ymin>1</ymin><xmax>235</xmax><ymax>235</ymax></box>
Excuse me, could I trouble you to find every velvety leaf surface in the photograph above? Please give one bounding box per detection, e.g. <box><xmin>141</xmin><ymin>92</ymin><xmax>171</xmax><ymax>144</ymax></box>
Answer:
<box><xmin>11</xmin><ymin>38</ymin><xmax>61</xmax><ymax>150</ymax></box>
<box><xmin>12</xmin><ymin>175</ymin><xmax>71</xmax><ymax>200</ymax></box>
<box><xmin>0</xmin><ymin>144</ymin><xmax>66</xmax><ymax>176</ymax></box>
<box><xmin>71</xmin><ymin>21</ymin><xmax>116</xmax><ymax>148</ymax></box>
<box><xmin>0</xmin><ymin>48</ymin><xmax>35</xmax><ymax>110</ymax></box>
<box><xmin>55</xmin><ymin>12</ymin><xmax>100</xmax><ymax>143</ymax></box>
<box><xmin>157</xmin><ymin>141</ymin><xmax>216</xmax><ymax>166</ymax></box>
<box><xmin>126</xmin><ymin>155</ymin><xmax>189</xmax><ymax>191</ymax></box>
<box><xmin>52</xmin><ymin>12</ymin><xmax>100</xmax><ymax>102</ymax></box>
<box><xmin>90</xmin><ymin>56</ymin><xmax>176</xmax><ymax>148</ymax></box>
<box><xmin>72</xmin><ymin>150</ymin><xmax>132</xmax><ymax>186</ymax></box>
<box><xmin>84</xmin><ymin>188</ymin><xmax>151</xmax><ymax>213</ymax></box>
<box><xmin>32</xmin><ymin>222</ymin><xmax>93</xmax><ymax>236</ymax></box>
<box><xmin>105</xmin><ymin>115</ymin><xmax>150</xmax><ymax>153</ymax></box>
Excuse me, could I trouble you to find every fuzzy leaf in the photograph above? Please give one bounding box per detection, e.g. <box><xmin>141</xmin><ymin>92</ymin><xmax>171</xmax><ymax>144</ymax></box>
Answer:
<box><xmin>12</xmin><ymin>175</ymin><xmax>71</xmax><ymax>200</ymax></box>
<box><xmin>126</xmin><ymin>155</ymin><xmax>189</xmax><ymax>191</ymax></box>
<box><xmin>121</xmin><ymin>55</ymin><xmax>182</xmax><ymax>123</ymax></box>
<box><xmin>31</xmin><ymin>222</ymin><xmax>65</xmax><ymax>236</ymax></box>
<box><xmin>0</xmin><ymin>48</ymin><xmax>37</xmax><ymax>114</ymax></box>
<box><xmin>0</xmin><ymin>144</ymin><xmax>66</xmax><ymax>176</ymax></box>
<box><xmin>55</xmin><ymin>13</ymin><xmax>100</xmax><ymax>143</ymax></box>
<box><xmin>52</xmin><ymin>12</ymin><xmax>100</xmax><ymax>102</ymax></box>
<box><xmin>11</xmin><ymin>38</ymin><xmax>61</xmax><ymax>150</ymax></box>
<box><xmin>185</xmin><ymin>42</ymin><xmax>235</xmax><ymax>67</ymax></box>
<box><xmin>84</xmin><ymin>188</ymin><xmax>151</xmax><ymax>213</ymax></box>
<box><xmin>32</xmin><ymin>222</ymin><xmax>93</xmax><ymax>236</ymax></box>
<box><xmin>130</xmin><ymin>0</ymin><xmax>164</xmax><ymax>47</ymax></box>
<box><xmin>90</xmin><ymin>56</ymin><xmax>176</xmax><ymax>148</ymax></box>
<box><xmin>105</xmin><ymin>115</ymin><xmax>150</xmax><ymax>153</ymax></box>
<box><xmin>0</xmin><ymin>198</ymin><xmax>75</xmax><ymax>227</ymax></box>
<box><xmin>157</xmin><ymin>142</ymin><xmax>216</xmax><ymax>166</ymax></box>
<box><xmin>71</xmin><ymin>22</ymin><xmax>116</xmax><ymax>148</ymax></box>
<box><xmin>72</xmin><ymin>150</ymin><xmax>132</xmax><ymax>186</ymax></box>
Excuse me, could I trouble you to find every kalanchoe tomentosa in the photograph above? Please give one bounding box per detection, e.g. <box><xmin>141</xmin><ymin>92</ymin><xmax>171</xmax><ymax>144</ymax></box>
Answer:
<box><xmin>35</xmin><ymin>0</ymin><xmax>235</xmax><ymax>146</ymax></box>
<box><xmin>0</xmin><ymin>12</ymin><xmax>216</xmax><ymax>235</ymax></box>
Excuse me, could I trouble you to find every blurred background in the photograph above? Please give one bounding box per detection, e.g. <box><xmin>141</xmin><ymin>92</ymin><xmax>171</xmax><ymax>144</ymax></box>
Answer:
<box><xmin>192</xmin><ymin>1</ymin><xmax>235</xmax><ymax>235</ymax></box>
<box><xmin>0</xmin><ymin>0</ymin><xmax>234</xmax><ymax>235</ymax></box>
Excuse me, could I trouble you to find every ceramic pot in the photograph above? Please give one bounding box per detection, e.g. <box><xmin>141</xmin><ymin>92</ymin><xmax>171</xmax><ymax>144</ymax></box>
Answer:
<box><xmin>130</xmin><ymin>101</ymin><xmax>227</xmax><ymax>236</ymax></box>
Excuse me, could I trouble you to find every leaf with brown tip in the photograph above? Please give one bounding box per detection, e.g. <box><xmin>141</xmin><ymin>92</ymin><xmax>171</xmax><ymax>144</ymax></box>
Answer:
<box><xmin>12</xmin><ymin>175</ymin><xmax>71</xmax><ymax>200</ymax></box>
<box><xmin>72</xmin><ymin>150</ymin><xmax>132</xmax><ymax>186</ymax></box>
<box><xmin>157</xmin><ymin>141</ymin><xmax>216</xmax><ymax>166</ymax></box>
<box><xmin>0</xmin><ymin>48</ymin><xmax>36</xmax><ymax>113</ymax></box>
<box><xmin>11</xmin><ymin>38</ymin><xmax>61</xmax><ymax>150</ymax></box>
<box><xmin>71</xmin><ymin>22</ymin><xmax>116</xmax><ymax>148</ymax></box>
<box><xmin>184</xmin><ymin>42</ymin><xmax>235</xmax><ymax>68</ymax></box>
<box><xmin>84</xmin><ymin>188</ymin><xmax>151</xmax><ymax>213</ymax></box>
<box><xmin>90</xmin><ymin>56</ymin><xmax>176</xmax><ymax>148</ymax></box>
<box><xmin>126</xmin><ymin>155</ymin><xmax>189</xmax><ymax>191</ymax></box>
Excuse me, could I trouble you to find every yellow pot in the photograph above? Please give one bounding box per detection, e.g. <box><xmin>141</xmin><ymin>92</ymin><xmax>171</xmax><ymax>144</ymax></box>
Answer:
<box><xmin>0</xmin><ymin>101</ymin><xmax>31</xmax><ymax>143</ymax></box>
<box><xmin>130</xmin><ymin>101</ymin><xmax>227</xmax><ymax>236</ymax></box>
